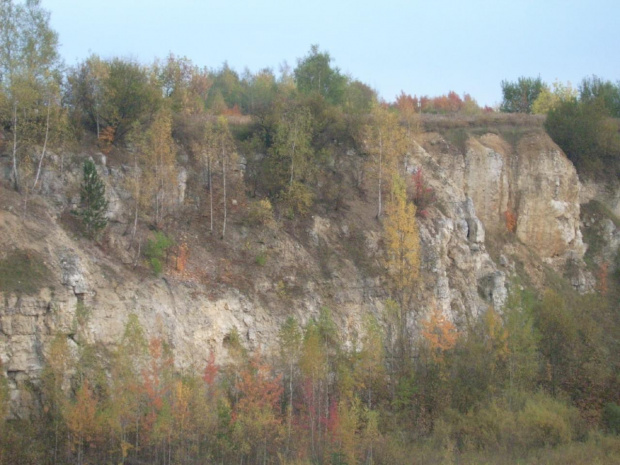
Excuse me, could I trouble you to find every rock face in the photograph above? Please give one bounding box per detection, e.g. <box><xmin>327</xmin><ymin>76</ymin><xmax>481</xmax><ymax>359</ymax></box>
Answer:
<box><xmin>0</xmin><ymin>130</ymin><xmax>592</xmax><ymax>417</ymax></box>
<box><xmin>423</xmin><ymin>132</ymin><xmax>585</xmax><ymax>263</ymax></box>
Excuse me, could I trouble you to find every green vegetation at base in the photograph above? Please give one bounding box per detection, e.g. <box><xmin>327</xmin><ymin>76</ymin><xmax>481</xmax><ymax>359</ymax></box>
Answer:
<box><xmin>0</xmin><ymin>2</ymin><xmax>619</xmax><ymax>463</ymax></box>
<box><xmin>1</xmin><ymin>282</ymin><xmax>618</xmax><ymax>464</ymax></box>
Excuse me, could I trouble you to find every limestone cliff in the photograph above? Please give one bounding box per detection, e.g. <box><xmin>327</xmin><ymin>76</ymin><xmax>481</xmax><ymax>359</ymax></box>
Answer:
<box><xmin>0</xmin><ymin>128</ymin><xmax>600</xmax><ymax>416</ymax></box>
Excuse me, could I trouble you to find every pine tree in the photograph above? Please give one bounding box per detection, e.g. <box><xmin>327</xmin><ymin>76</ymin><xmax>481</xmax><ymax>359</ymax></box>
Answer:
<box><xmin>78</xmin><ymin>159</ymin><xmax>109</xmax><ymax>239</ymax></box>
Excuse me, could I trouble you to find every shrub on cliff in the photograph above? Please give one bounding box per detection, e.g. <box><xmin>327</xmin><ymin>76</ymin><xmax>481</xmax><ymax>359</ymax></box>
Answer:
<box><xmin>500</xmin><ymin>76</ymin><xmax>545</xmax><ymax>114</ymax></box>
<box><xmin>77</xmin><ymin>159</ymin><xmax>109</xmax><ymax>239</ymax></box>
<box><xmin>144</xmin><ymin>231</ymin><xmax>174</xmax><ymax>275</ymax></box>
<box><xmin>545</xmin><ymin>98</ymin><xmax>620</xmax><ymax>180</ymax></box>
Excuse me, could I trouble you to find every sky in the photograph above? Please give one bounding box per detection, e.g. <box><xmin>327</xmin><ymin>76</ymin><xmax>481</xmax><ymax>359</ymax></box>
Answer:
<box><xmin>43</xmin><ymin>0</ymin><xmax>620</xmax><ymax>107</ymax></box>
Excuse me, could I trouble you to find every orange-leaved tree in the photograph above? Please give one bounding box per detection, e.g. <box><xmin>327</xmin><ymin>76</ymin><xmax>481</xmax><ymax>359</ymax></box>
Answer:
<box><xmin>421</xmin><ymin>306</ymin><xmax>459</xmax><ymax>365</ymax></box>
<box><xmin>232</xmin><ymin>353</ymin><xmax>284</xmax><ymax>464</ymax></box>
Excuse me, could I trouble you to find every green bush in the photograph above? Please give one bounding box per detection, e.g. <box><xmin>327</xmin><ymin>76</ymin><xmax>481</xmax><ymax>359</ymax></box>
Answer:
<box><xmin>247</xmin><ymin>198</ymin><xmax>274</xmax><ymax>227</ymax></box>
<box><xmin>545</xmin><ymin>99</ymin><xmax>620</xmax><ymax>180</ymax></box>
<box><xmin>500</xmin><ymin>76</ymin><xmax>545</xmax><ymax>114</ymax></box>
<box><xmin>603</xmin><ymin>403</ymin><xmax>620</xmax><ymax>434</ymax></box>
<box><xmin>516</xmin><ymin>393</ymin><xmax>580</xmax><ymax>448</ymax></box>
<box><xmin>255</xmin><ymin>252</ymin><xmax>267</xmax><ymax>266</ymax></box>
<box><xmin>435</xmin><ymin>393</ymin><xmax>580</xmax><ymax>454</ymax></box>
<box><xmin>280</xmin><ymin>181</ymin><xmax>314</xmax><ymax>218</ymax></box>
<box><xmin>144</xmin><ymin>231</ymin><xmax>174</xmax><ymax>275</ymax></box>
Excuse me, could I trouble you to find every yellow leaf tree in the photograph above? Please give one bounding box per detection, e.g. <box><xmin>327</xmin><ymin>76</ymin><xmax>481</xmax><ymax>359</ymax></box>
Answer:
<box><xmin>145</xmin><ymin>109</ymin><xmax>177</xmax><ymax>227</ymax></box>
<box><xmin>383</xmin><ymin>174</ymin><xmax>420</xmax><ymax>383</ymax></box>
<box><xmin>384</xmin><ymin>174</ymin><xmax>420</xmax><ymax>307</ymax></box>
<box><xmin>363</xmin><ymin>105</ymin><xmax>407</xmax><ymax>218</ymax></box>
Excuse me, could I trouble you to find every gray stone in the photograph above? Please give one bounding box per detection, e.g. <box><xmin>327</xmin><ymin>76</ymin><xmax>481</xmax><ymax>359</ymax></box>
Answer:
<box><xmin>59</xmin><ymin>252</ymin><xmax>88</xmax><ymax>295</ymax></box>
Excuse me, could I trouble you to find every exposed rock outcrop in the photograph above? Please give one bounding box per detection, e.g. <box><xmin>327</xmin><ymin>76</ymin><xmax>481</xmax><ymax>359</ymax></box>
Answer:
<box><xmin>0</xmin><ymin>129</ymin><xmax>597</xmax><ymax>417</ymax></box>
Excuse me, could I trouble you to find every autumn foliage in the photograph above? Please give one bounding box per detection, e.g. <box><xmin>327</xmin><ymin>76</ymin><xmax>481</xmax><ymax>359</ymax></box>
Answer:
<box><xmin>504</xmin><ymin>209</ymin><xmax>518</xmax><ymax>233</ymax></box>
<box><xmin>421</xmin><ymin>306</ymin><xmax>459</xmax><ymax>362</ymax></box>
<box><xmin>411</xmin><ymin>169</ymin><xmax>436</xmax><ymax>218</ymax></box>
<box><xmin>395</xmin><ymin>90</ymin><xmax>482</xmax><ymax>114</ymax></box>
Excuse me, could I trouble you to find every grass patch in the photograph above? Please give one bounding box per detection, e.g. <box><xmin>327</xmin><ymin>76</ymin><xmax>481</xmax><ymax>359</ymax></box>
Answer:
<box><xmin>0</xmin><ymin>249</ymin><xmax>52</xmax><ymax>295</ymax></box>
<box><xmin>444</xmin><ymin>128</ymin><xmax>469</xmax><ymax>153</ymax></box>
<box><xmin>255</xmin><ymin>252</ymin><xmax>267</xmax><ymax>266</ymax></box>
<box><xmin>497</xmin><ymin>127</ymin><xmax>539</xmax><ymax>152</ymax></box>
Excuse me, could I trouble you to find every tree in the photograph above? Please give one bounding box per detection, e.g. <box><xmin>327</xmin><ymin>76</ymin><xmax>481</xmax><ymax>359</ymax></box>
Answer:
<box><xmin>0</xmin><ymin>0</ymin><xmax>61</xmax><ymax>191</ymax></box>
<box><xmin>363</xmin><ymin>105</ymin><xmax>407</xmax><ymax>218</ymax></box>
<box><xmin>207</xmin><ymin>116</ymin><xmax>237</xmax><ymax>238</ymax></box>
<box><xmin>100</xmin><ymin>57</ymin><xmax>161</xmax><ymax>141</ymax></box>
<box><xmin>144</xmin><ymin>109</ymin><xmax>177</xmax><ymax>227</ymax></box>
<box><xmin>65</xmin><ymin>379</ymin><xmax>101</xmax><ymax>465</ymax></box>
<box><xmin>278</xmin><ymin>316</ymin><xmax>302</xmax><ymax>455</ymax></box>
<box><xmin>500</xmin><ymin>76</ymin><xmax>545</xmax><ymax>113</ymax></box>
<box><xmin>157</xmin><ymin>53</ymin><xmax>211</xmax><ymax>116</ymax></box>
<box><xmin>108</xmin><ymin>314</ymin><xmax>148</xmax><ymax>462</ymax></box>
<box><xmin>421</xmin><ymin>306</ymin><xmax>458</xmax><ymax>365</ymax></box>
<box><xmin>356</xmin><ymin>314</ymin><xmax>386</xmax><ymax>409</ymax></box>
<box><xmin>77</xmin><ymin>159</ymin><xmax>108</xmax><ymax>239</ymax></box>
<box><xmin>579</xmin><ymin>75</ymin><xmax>620</xmax><ymax>117</ymax></box>
<box><xmin>299</xmin><ymin>313</ymin><xmax>335</xmax><ymax>462</ymax></box>
<box><xmin>497</xmin><ymin>289</ymin><xmax>539</xmax><ymax>396</ymax></box>
<box><xmin>294</xmin><ymin>45</ymin><xmax>347</xmax><ymax>105</ymax></box>
<box><xmin>544</xmin><ymin>97</ymin><xmax>620</xmax><ymax>178</ymax></box>
<box><xmin>232</xmin><ymin>354</ymin><xmax>284</xmax><ymax>464</ymax></box>
<box><xmin>241</xmin><ymin>67</ymin><xmax>279</xmax><ymax>116</ymax></box>
<box><xmin>343</xmin><ymin>79</ymin><xmax>376</xmax><ymax>116</ymax></box>
<box><xmin>535</xmin><ymin>289</ymin><xmax>578</xmax><ymax>396</ymax></box>
<box><xmin>383</xmin><ymin>174</ymin><xmax>420</xmax><ymax>307</ymax></box>
<box><xmin>279</xmin><ymin>105</ymin><xmax>313</xmax><ymax>187</ymax></box>
<box><xmin>531</xmin><ymin>80</ymin><xmax>578</xmax><ymax>115</ymax></box>
<box><xmin>206</xmin><ymin>62</ymin><xmax>244</xmax><ymax>113</ymax></box>
<box><xmin>0</xmin><ymin>356</ymin><xmax>10</xmax><ymax>456</ymax></box>
<box><xmin>40</xmin><ymin>334</ymin><xmax>74</xmax><ymax>463</ymax></box>
<box><xmin>262</xmin><ymin>101</ymin><xmax>315</xmax><ymax>205</ymax></box>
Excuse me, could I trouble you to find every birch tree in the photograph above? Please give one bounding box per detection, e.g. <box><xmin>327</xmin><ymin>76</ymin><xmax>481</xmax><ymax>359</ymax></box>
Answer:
<box><xmin>384</xmin><ymin>174</ymin><xmax>420</xmax><ymax>307</ymax></box>
<box><xmin>0</xmin><ymin>0</ymin><xmax>61</xmax><ymax>191</ymax></box>
<box><xmin>204</xmin><ymin>116</ymin><xmax>236</xmax><ymax>239</ymax></box>
<box><xmin>363</xmin><ymin>105</ymin><xmax>407</xmax><ymax>218</ymax></box>
<box><xmin>145</xmin><ymin>109</ymin><xmax>177</xmax><ymax>227</ymax></box>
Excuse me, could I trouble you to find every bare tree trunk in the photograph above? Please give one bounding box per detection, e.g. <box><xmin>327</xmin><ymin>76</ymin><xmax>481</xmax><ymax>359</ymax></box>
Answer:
<box><xmin>11</xmin><ymin>103</ymin><xmax>20</xmax><ymax>192</ymax></box>
<box><xmin>377</xmin><ymin>133</ymin><xmax>383</xmax><ymax>218</ymax></box>
<box><xmin>222</xmin><ymin>149</ymin><xmax>227</xmax><ymax>239</ymax></box>
<box><xmin>33</xmin><ymin>99</ymin><xmax>51</xmax><ymax>191</ymax></box>
<box><xmin>130</xmin><ymin>152</ymin><xmax>140</xmax><ymax>248</ymax></box>
<box><xmin>208</xmin><ymin>155</ymin><xmax>213</xmax><ymax>233</ymax></box>
<box><xmin>289</xmin><ymin>136</ymin><xmax>297</xmax><ymax>186</ymax></box>
<box><xmin>286</xmin><ymin>362</ymin><xmax>293</xmax><ymax>454</ymax></box>
<box><xmin>95</xmin><ymin>105</ymin><xmax>100</xmax><ymax>139</ymax></box>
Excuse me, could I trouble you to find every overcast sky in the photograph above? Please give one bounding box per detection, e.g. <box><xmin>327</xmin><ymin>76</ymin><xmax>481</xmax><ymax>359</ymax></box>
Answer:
<box><xmin>44</xmin><ymin>0</ymin><xmax>619</xmax><ymax>107</ymax></box>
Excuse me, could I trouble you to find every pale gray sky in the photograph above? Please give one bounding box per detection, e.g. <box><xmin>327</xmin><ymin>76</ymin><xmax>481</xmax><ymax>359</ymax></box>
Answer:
<box><xmin>44</xmin><ymin>0</ymin><xmax>619</xmax><ymax>107</ymax></box>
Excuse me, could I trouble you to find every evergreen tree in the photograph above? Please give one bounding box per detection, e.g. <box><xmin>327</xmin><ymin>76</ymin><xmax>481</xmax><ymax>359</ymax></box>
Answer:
<box><xmin>78</xmin><ymin>159</ymin><xmax>109</xmax><ymax>239</ymax></box>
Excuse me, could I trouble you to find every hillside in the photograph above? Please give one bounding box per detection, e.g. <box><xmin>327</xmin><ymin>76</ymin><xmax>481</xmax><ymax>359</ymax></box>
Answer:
<box><xmin>2</xmin><ymin>110</ymin><xmax>620</xmax><ymax>462</ymax></box>
<box><xmin>1</xmin><ymin>5</ymin><xmax>620</xmax><ymax>459</ymax></box>
<box><xmin>0</xmin><ymin>116</ymin><xmax>586</xmax><ymax>375</ymax></box>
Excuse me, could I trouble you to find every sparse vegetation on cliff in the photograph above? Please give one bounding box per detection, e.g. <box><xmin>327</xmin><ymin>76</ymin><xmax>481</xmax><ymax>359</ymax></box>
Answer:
<box><xmin>1</xmin><ymin>1</ymin><xmax>620</xmax><ymax>464</ymax></box>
